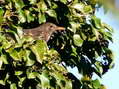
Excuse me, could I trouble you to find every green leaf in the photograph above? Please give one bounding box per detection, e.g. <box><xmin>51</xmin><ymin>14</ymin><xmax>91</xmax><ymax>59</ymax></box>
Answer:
<box><xmin>51</xmin><ymin>2</ymin><xmax>58</xmax><ymax>9</ymax></box>
<box><xmin>15</xmin><ymin>71</ymin><xmax>23</xmax><ymax>76</ymax></box>
<box><xmin>51</xmin><ymin>63</ymin><xmax>67</xmax><ymax>73</ymax></box>
<box><xmin>60</xmin><ymin>0</ymin><xmax>67</xmax><ymax>4</ymax></box>
<box><xmin>91</xmin><ymin>16</ymin><xmax>102</xmax><ymax>29</ymax></box>
<box><xmin>65</xmin><ymin>80</ymin><xmax>72</xmax><ymax>89</ymax></box>
<box><xmin>0</xmin><ymin>54</ymin><xmax>8</xmax><ymax>64</ymax></box>
<box><xmin>29</xmin><ymin>0</ymin><xmax>37</xmax><ymax>4</ymax></box>
<box><xmin>92</xmin><ymin>79</ymin><xmax>101</xmax><ymax>88</ymax></box>
<box><xmin>94</xmin><ymin>61</ymin><xmax>103</xmax><ymax>76</ymax></box>
<box><xmin>73</xmin><ymin>34</ymin><xmax>83</xmax><ymax>46</ymax></box>
<box><xmin>51</xmin><ymin>71</ymin><xmax>72</xmax><ymax>89</ymax></box>
<box><xmin>71</xmin><ymin>45</ymin><xmax>77</xmax><ymax>56</ymax></box>
<box><xmin>71</xmin><ymin>3</ymin><xmax>84</xmax><ymax>12</ymax></box>
<box><xmin>30</xmin><ymin>40</ymin><xmax>47</xmax><ymax>64</ymax></box>
<box><xmin>25</xmin><ymin>50</ymin><xmax>35</xmax><ymax>66</ymax></box>
<box><xmin>38</xmin><ymin>13</ymin><xmax>46</xmax><ymax>24</ymax></box>
<box><xmin>80</xmin><ymin>32</ymin><xmax>87</xmax><ymax>40</ymax></box>
<box><xmin>2</xmin><ymin>40</ymin><xmax>12</xmax><ymax>49</ymax></box>
<box><xmin>0</xmin><ymin>7</ymin><xmax>4</xmax><ymax>24</ymax></box>
<box><xmin>0</xmin><ymin>59</ymin><xmax>3</xmax><ymax>69</ymax></box>
<box><xmin>69</xmin><ymin>22</ymin><xmax>81</xmax><ymax>33</ymax></box>
<box><xmin>10</xmin><ymin>83</ymin><xmax>17</xmax><ymax>89</ymax></box>
<box><xmin>91</xmin><ymin>26</ymin><xmax>99</xmax><ymax>40</ymax></box>
<box><xmin>27</xmin><ymin>72</ymin><xmax>38</xmax><ymax>79</ymax></box>
<box><xmin>46</xmin><ymin>10</ymin><xmax>57</xmax><ymax>18</ymax></box>
<box><xmin>0</xmin><ymin>33</ymin><xmax>6</xmax><ymax>42</ymax></box>
<box><xmin>103</xmin><ymin>23</ymin><xmax>113</xmax><ymax>32</ymax></box>
<box><xmin>13</xmin><ymin>0</ymin><xmax>24</xmax><ymax>9</ymax></box>
<box><xmin>84</xmin><ymin>5</ymin><xmax>93</xmax><ymax>13</ymax></box>
<box><xmin>18</xmin><ymin>77</ymin><xmax>26</xmax><ymax>87</ymax></box>
<box><xmin>37</xmin><ymin>1</ymin><xmax>47</xmax><ymax>11</ymax></box>
<box><xmin>25</xmin><ymin>10</ymin><xmax>35</xmax><ymax>23</ymax></box>
<box><xmin>16</xmin><ymin>26</ymin><xmax>23</xmax><ymax>39</ymax></box>
<box><xmin>6</xmin><ymin>29</ymin><xmax>21</xmax><ymax>43</ymax></box>
<box><xmin>0</xmin><ymin>80</ymin><xmax>5</xmax><ymax>85</ymax></box>
<box><xmin>89</xmin><ymin>0</ymin><xmax>97</xmax><ymax>5</ymax></box>
<box><xmin>39</xmin><ymin>72</ymin><xmax>50</xmax><ymax>88</ymax></box>
<box><xmin>18</xmin><ymin>10</ymin><xmax>26</xmax><ymax>23</ymax></box>
<box><xmin>6</xmin><ymin>48</ymin><xmax>21</xmax><ymax>61</ymax></box>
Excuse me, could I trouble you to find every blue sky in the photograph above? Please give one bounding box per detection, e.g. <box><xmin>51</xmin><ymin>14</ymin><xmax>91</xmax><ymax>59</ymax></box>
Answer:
<box><xmin>96</xmin><ymin>6</ymin><xmax>119</xmax><ymax>89</ymax></box>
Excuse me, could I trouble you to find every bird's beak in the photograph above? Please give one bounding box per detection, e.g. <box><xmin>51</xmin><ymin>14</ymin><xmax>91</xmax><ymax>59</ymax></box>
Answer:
<box><xmin>56</xmin><ymin>26</ymin><xmax>65</xmax><ymax>30</ymax></box>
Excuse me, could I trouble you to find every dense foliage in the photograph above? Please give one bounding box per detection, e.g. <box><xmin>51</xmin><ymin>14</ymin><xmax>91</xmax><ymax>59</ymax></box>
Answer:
<box><xmin>0</xmin><ymin>0</ymin><xmax>114</xmax><ymax>89</ymax></box>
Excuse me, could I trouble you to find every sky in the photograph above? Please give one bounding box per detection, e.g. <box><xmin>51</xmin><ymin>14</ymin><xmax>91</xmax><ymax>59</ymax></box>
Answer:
<box><xmin>96</xmin><ymin>5</ymin><xmax>119</xmax><ymax>89</ymax></box>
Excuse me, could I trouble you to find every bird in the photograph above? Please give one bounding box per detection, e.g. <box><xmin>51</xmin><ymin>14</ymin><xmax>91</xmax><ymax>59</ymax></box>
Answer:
<box><xmin>23</xmin><ymin>22</ymin><xmax>65</xmax><ymax>42</ymax></box>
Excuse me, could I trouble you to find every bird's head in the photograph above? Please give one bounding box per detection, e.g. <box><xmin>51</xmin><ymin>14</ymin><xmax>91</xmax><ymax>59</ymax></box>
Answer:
<box><xmin>44</xmin><ymin>23</ymin><xmax>65</xmax><ymax>33</ymax></box>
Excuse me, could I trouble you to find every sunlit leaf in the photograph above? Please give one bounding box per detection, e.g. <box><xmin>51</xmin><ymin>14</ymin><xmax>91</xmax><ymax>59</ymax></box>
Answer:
<box><xmin>15</xmin><ymin>71</ymin><xmax>23</xmax><ymax>76</ymax></box>
<box><xmin>37</xmin><ymin>1</ymin><xmax>47</xmax><ymax>11</ymax></box>
<box><xmin>27</xmin><ymin>72</ymin><xmax>38</xmax><ymax>79</ymax></box>
<box><xmin>94</xmin><ymin>61</ymin><xmax>103</xmax><ymax>76</ymax></box>
<box><xmin>46</xmin><ymin>10</ymin><xmax>57</xmax><ymax>18</ymax></box>
<box><xmin>91</xmin><ymin>16</ymin><xmax>102</xmax><ymax>29</ymax></box>
<box><xmin>38</xmin><ymin>13</ymin><xmax>46</xmax><ymax>24</ymax></box>
<box><xmin>10</xmin><ymin>83</ymin><xmax>17</xmax><ymax>89</ymax></box>
<box><xmin>29</xmin><ymin>0</ymin><xmax>37</xmax><ymax>4</ymax></box>
<box><xmin>0</xmin><ymin>54</ymin><xmax>8</xmax><ymax>64</ymax></box>
<box><xmin>18</xmin><ymin>10</ymin><xmax>26</xmax><ymax>23</ymax></box>
<box><xmin>103</xmin><ymin>23</ymin><xmax>113</xmax><ymax>32</ymax></box>
<box><xmin>0</xmin><ymin>80</ymin><xmax>5</xmax><ymax>85</ymax></box>
<box><xmin>25</xmin><ymin>50</ymin><xmax>35</xmax><ymax>66</ymax></box>
<box><xmin>13</xmin><ymin>0</ymin><xmax>24</xmax><ymax>9</ymax></box>
<box><xmin>71</xmin><ymin>3</ymin><xmax>84</xmax><ymax>12</ymax></box>
<box><xmin>6</xmin><ymin>48</ymin><xmax>21</xmax><ymax>61</ymax></box>
<box><xmin>38</xmin><ymin>72</ymin><xmax>50</xmax><ymax>88</ymax></box>
<box><xmin>73</xmin><ymin>34</ymin><xmax>83</xmax><ymax>46</ymax></box>
<box><xmin>25</xmin><ymin>10</ymin><xmax>35</xmax><ymax>23</ymax></box>
<box><xmin>0</xmin><ymin>7</ymin><xmax>4</xmax><ymax>24</ymax></box>
<box><xmin>30</xmin><ymin>40</ymin><xmax>47</xmax><ymax>64</ymax></box>
<box><xmin>60</xmin><ymin>0</ymin><xmax>67</xmax><ymax>4</ymax></box>
<box><xmin>92</xmin><ymin>79</ymin><xmax>101</xmax><ymax>88</ymax></box>
<box><xmin>84</xmin><ymin>5</ymin><xmax>93</xmax><ymax>13</ymax></box>
<box><xmin>69</xmin><ymin>22</ymin><xmax>81</xmax><ymax>33</ymax></box>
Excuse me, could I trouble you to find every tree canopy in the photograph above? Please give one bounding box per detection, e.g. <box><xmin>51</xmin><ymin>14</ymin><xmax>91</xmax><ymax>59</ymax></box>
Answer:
<box><xmin>0</xmin><ymin>0</ymin><xmax>114</xmax><ymax>89</ymax></box>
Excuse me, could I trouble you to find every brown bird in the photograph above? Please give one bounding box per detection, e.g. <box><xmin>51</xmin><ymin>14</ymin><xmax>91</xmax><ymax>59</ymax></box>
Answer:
<box><xmin>23</xmin><ymin>22</ymin><xmax>65</xmax><ymax>42</ymax></box>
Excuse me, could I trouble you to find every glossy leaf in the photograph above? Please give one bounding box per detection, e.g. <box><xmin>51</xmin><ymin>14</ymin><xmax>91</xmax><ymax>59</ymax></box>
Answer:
<box><xmin>18</xmin><ymin>10</ymin><xmax>26</xmax><ymax>23</ymax></box>
<box><xmin>25</xmin><ymin>10</ymin><xmax>35</xmax><ymax>23</ymax></box>
<box><xmin>92</xmin><ymin>79</ymin><xmax>101</xmax><ymax>88</ymax></box>
<box><xmin>27</xmin><ymin>72</ymin><xmax>38</xmax><ymax>79</ymax></box>
<box><xmin>71</xmin><ymin>3</ymin><xmax>84</xmax><ymax>12</ymax></box>
<box><xmin>60</xmin><ymin>0</ymin><xmax>67</xmax><ymax>4</ymax></box>
<box><xmin>39</xmin><ymin>72</ymin><xmax>50</xmax><ymax>88</ymax></box>
<box><xmin>6</xmin><ymin>48</ymin><xmax>21</xmax><ymax>61</ymax></box>
<box><xmin>0</xmin><ymin>54</ymin><xmax>8</xmax><ymax>64</ymax></box>
<box><xmin>30</xmin><ymin>40</ymin><xmax>47</xmax><ymax>64</ymax></box>
<box><xmin>10</xmin><ymin>83</ymin><xmax>17</xmax><ymax>89</ymax></box>
<box><xmin>73</xmin><ymin>34</ymin><xmax>83</xmax><ymax>46</ymax></box>
<box><xmin>46</xmin><ymin>10</ymin><xmax>57</xmax><ymax>18</ymax></box>
<box><xmin>0</xmin><ymin>7</ymin><xmax>4</xmax><ymax>24</ymax></box>
<box><xmin>25</xmin><ymin>50</ymin><xmax>35</xmax><ymax>66</ymax></box>
<box><xmin>38</xmin><ymin>13</ymin><xmax>46</xmax><ymax>24</ymax></box>
<box><xmin>84</xmin><ymin>5</ymin><xmax>93</xmax><ymax>13</ymax></box>
<box><xmin>91</xmin><ymin>16</ymin><xmax>102</xmax><ymax>29</ymax></box>
<box><xmin>13</xmin><ymin>0</ymin><xmax>24</xmax><ymax>9</ymax></box>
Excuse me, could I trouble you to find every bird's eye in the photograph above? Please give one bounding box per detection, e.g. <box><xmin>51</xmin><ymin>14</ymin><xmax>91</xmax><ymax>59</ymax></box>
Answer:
<box><xmin>50</xmin><ymin>25</ymin><xmax>53</xmax><ymax>28</ymax></box>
